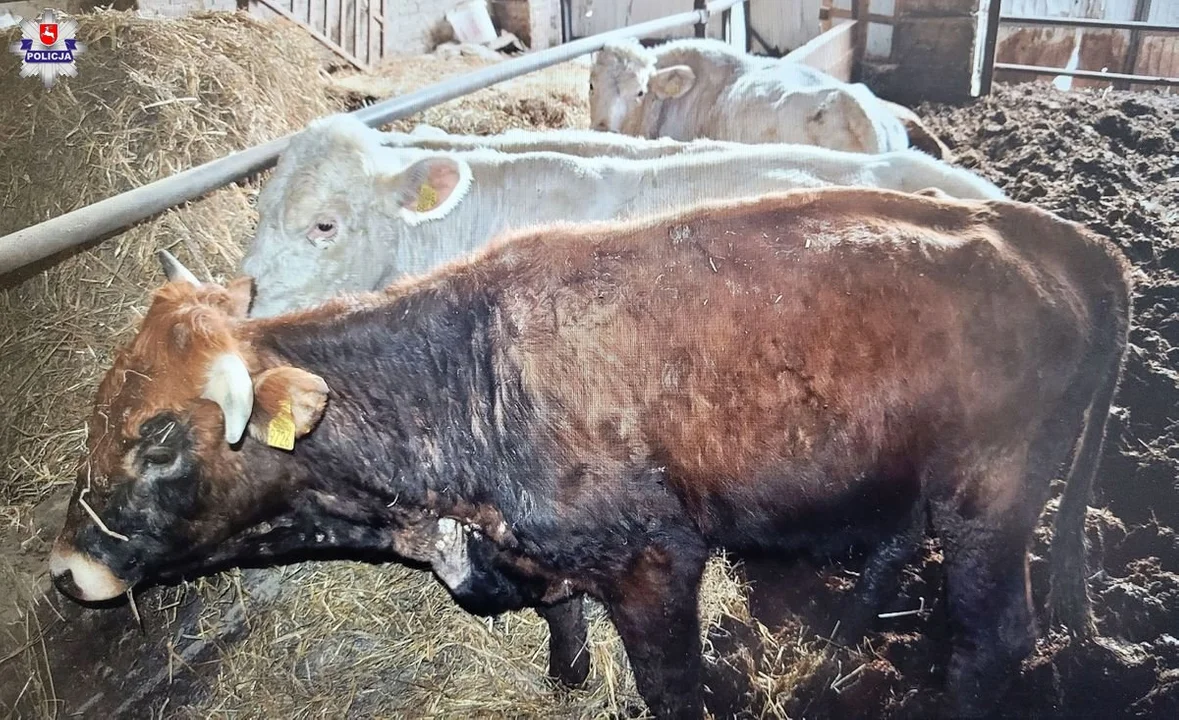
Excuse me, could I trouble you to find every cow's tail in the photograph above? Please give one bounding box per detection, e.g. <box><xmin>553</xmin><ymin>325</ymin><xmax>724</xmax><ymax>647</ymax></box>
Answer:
<box><xmin>1046</xmin><ymin>245</ymin><xmax>1133</xmax><ymax>638</ymax></box>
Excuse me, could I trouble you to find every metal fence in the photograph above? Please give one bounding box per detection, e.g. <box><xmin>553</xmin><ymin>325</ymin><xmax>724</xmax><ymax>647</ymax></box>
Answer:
<box><xmin>989</xmin><ymin>5</ymin><xmax>1179</xmax><ymax>90</ymax></box>
<box><xmin>0</xmin><ymin>0</ymin><xmax>748</xmax><ymax>278</ymax></box>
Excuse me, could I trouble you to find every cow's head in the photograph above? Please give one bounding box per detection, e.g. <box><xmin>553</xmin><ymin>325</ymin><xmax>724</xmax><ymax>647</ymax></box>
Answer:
<box><xmin>589</xmin><ymin>41</ymin><xmax>696</xmax><ymax>135</ymax></box>
<box><xmin>48</xmin><ymin>252</ymin><xmax>329</xmax><ymax>602</ymax></box>
<box><xmin>241</xmin><ymin>114</ymin><xmax>473</xmax><ymax>318</ymax></box>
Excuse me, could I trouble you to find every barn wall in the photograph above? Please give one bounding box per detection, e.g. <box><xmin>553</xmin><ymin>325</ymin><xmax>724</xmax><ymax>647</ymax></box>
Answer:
<box><xmin>490</xmin><ymin>0</ymin><xmax>562</xmax><ymax>48</ymax></box>
<box><xmin>865</xmin><ymin>0</ymin><xmax>985</xmax><ymax>104</ymax></box>
<box><xmin>568</xmin><ymin>0</ymin><xmax>725</xmax><ymax>41</ymax></box>
<box><xmin>137</xmin><ymin>0</ymin><xmax>238</xmax><ymax>17</ymax></box>
<box><xmin>750</xmin><ymin>0</ymin><xmax>820</xmax><ymax>55</ymax></box>
<box><xmin>996</xmin><ymin>0</ymin><xmax>1179</xmax><ymax>91</ymax></box>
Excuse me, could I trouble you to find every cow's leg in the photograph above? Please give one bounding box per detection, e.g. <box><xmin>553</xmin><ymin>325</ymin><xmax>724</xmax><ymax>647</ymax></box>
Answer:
<box><xmin>537</xmin><ymin>596</ymin><xmax>590</xmax><ymax>687</ymax></box>
<box><xmin>931</xmin><ymin>464</ymin><xmax>1039</xmax><ymax>718</ymax></box>
<box><xmin>836</xmin><ymin>504</ymin><xmax>927</xmax><ymax>644</ymax></box>
<box><xmin>605</xmin><ymin>538</ymin><xmax>709</xmax><ymax>719</ymax></box>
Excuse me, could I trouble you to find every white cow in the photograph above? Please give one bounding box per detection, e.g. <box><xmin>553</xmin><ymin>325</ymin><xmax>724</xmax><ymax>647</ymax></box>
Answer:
<box><xmin>241</xmin><ymin>114</ymin><xmax>1004</xmax><ymax>318</ymax></box>
<box><xmin>589</xmin><ymin>38</ymin><xmax>910</xmax><ymax>154</ymax></box>
<box><xmin>384</xmin><ymin>124</ymin><xmax>753</xmax><ymax>159</ymax></box>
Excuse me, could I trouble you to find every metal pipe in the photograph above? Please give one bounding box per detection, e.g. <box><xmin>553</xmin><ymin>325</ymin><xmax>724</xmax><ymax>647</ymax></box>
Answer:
<box><xmin>1000</xmin><ymin>14</ymin><xmax>1179</xmax><ymax>33</ymax></box>
<box><xmin>0</xmin><ymin>0</ymin><xmax>747</xmax><ymax>278</ymax></box>
<box><xmin>994</xmin><ymin>62</ymin><xmax>1179</xmax><ymax>86</ymax></box>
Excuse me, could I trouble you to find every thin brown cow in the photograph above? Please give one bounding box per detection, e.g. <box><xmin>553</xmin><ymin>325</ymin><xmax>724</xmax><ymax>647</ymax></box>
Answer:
<box><xmin>48</xmin><ymin>188</ymin><xmax>1131</xmax><ymax>719</ymax></box>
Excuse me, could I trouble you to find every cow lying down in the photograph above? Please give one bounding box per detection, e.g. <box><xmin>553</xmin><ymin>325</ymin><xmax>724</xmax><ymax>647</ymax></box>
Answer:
<box><xmin>590</xmin><ymin>38</ymin><xmax>909</xmax><ymax>154</ymax></box>
<box><xmin>590</xmin><ymin>38</ymin><xmax>955</xmax><ymax>160</ymax></box>
<box><xmin>49</xmin><ymin>187</ymin><xmax>1130</xmax><ymax>718</ymax></box>
<box><xmin>241</xmin><ymin>113</ymin><xmax>1004</xmax><ymax>318</ymax></box>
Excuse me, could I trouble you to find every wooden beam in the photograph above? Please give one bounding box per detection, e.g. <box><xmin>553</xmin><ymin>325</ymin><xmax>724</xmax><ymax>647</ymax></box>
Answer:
<box><xmin>254</xmin><ymin>0</ymin><xmax>370</xmax><ymax>71</ymax></box>
<box><xmin>1117</xmin><ymin>0</ymin><xmax>1154</xmax><ymax>91</ymax></box>
<box><xmin>851</xmin><ymin>0</ymin><xmax>868</xmax><ymax>82</ymax></box>
<box><xmin>695</xmin><ymin>0</ymin><xmax>708</xmax><ymax>38</ymax></box>
<box><xmin>827</xmin><ymin>8</ymin><xmax>899</xmax><ymax>25</ymax></box>
<box><xmin>785</xmin><ymin>19</ymin><xmax>857</xmax><ymax>82</ymax></box>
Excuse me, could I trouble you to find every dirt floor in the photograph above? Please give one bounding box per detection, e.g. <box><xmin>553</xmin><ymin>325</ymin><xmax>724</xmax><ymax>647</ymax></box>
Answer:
<box><xmin>2</xmin><ymin>11</ymin><xmax>1178</xmax><ymax>718</ymax></box>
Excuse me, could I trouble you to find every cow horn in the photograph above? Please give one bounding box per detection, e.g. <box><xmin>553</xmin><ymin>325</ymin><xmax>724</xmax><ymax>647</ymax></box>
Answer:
<box><xmin>157</xmin><ymin>249</ymin><xmax>201</xmax><ymax>286</ymax></box>
<box><xmin>201</xmin><ymin>353</ymin><xmax>254</xmax><ymax>445</ymax></box>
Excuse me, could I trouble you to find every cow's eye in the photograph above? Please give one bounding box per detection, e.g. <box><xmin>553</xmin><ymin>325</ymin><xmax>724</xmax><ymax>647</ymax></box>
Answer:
<box><xmin>308</xmin><ymin>217</ymin><xmax>338</xmax><ymax>245</ymax></box>
<box><xmin>141</xmin><ymin>444</ymin><xmax>178</xmax><ymax>468</ymax></box>
<box><xmin>637</xmin><ymin>89</ymin><xmax>646</xmax><ymax>98</ymax></box>
<box><xmin>589</xmin><ymin>82</ymin><xmax>594</xmax><ymax>92</ymax></box>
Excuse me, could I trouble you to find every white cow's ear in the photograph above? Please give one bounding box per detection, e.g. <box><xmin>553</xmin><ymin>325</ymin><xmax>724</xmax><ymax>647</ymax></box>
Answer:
<box><xmin>379</xmin><ymin>156</ymin><xmax>472</xmax><ymax>226</ymax></box>
<box><xmin>649</xmin><ymin>65</ymin><xmax>695</xmax><ymax>99</ymax></box>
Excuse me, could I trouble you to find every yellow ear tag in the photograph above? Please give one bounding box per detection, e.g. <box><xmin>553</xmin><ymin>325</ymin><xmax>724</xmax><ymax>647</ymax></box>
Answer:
<box><xmin>415</xmin><ymin>183</ymin><xmax>440</xmax><ymax>212</ymax></box>
<box><xmin>266</xmin><ymin>399</ymin><xmax>296</xmax><ymax>451</ymax></box>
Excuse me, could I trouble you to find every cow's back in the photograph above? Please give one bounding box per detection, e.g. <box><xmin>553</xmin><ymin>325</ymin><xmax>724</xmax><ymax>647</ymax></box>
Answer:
<box><xmin>480</xmin><ymin>189</ymin><xmax>1128</xmax><ymax>534</ymax></box>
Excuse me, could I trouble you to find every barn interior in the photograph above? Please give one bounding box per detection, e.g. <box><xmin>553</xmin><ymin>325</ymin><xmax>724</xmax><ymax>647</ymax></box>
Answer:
<box><xmin>1</xmin><ymin>1</ymin><xmax>1177</xmax><ymax>718</ymax></box>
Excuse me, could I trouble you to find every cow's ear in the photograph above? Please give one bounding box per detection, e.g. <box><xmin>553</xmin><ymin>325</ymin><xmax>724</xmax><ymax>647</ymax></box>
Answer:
<box><xmin>649</xmin><ymin>65</ymin><xmax>695</xmax><ymax>99</ymax></box>
<box><xmin>806</xmin><ymin>88</ymin><xmax>876</xmax><ymax>153</ymax></box>
<box><xmin>378</xmin><ymin>155</ymin><xmax>472</xmax><ymax>225</ymax></box>
<box><xmin>221</xmin><ymin>276</ymin><xmax>254</xmax><ymax>318</ymax></box>
<box><xmin>247</xmin><ymin>367</ymin><xmax>330</xmax><ymax>450</ymax></box>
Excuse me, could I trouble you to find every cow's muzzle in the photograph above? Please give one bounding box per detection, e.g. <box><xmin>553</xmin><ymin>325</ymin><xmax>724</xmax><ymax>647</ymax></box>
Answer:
<box><xmin>48</xmin><ymin>541</ymin><xmax>127</xmax><ymax>602</ymax></box>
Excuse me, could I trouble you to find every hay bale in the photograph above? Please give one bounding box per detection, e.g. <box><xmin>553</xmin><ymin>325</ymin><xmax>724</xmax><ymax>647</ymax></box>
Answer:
<box><xmin>328</xmin><ymin>52</ymin><xmax>591</xmax><ymax>135</ymax></box>
<box><xmin>0</xmin><ymin>10</ymin><xmax>340</xmax><ymax>523</ymax></box>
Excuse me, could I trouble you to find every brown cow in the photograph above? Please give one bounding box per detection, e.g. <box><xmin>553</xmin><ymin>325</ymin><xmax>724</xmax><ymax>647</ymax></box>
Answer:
<box><xmin>48</xmin><ymin>188</ymin><xmax>1131</xmax><ymax>719</ymax></box>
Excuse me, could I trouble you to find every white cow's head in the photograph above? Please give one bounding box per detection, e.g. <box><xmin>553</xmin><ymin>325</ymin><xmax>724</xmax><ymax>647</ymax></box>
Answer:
<box><xmin>241</xmin><ymin>115</ymin><xmax>473</xmax><ymax>318</ymax></box>
<box><xmin>589</xmin><ymin>40</ymin><xmax>696</xmax><ymax>135</ymax></box>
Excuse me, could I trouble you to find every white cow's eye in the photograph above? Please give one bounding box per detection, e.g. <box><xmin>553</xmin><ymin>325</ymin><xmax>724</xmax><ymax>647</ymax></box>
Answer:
<box><xmin>307</xmin><ymin>217</ymin><xmax>338</xmax><ymax>246</ymax></box>
<box><xmin>637</xmin><ymin>89</ymin><xmax>646</xmax><ymax>98</ymax></box>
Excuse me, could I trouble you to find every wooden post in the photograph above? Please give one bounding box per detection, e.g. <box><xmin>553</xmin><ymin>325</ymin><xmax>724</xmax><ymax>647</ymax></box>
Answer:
<box><xmin>851</xmin><ymin>0</ymin><xmax>868</xmax><ymax>81</ymax></box>
<box><xmin>976</xmin><ymin>0</ymin><xmax>1004</xmax><ymax>96</ymax></box>
<box><xmin>695</xmin><ymin>0</ymin><xmax>707</xmax><ymax>38</ymax></box>
<box><xmin>723</xmin><ymin>0</ymin><xmax>748</xmax><ymax>51</ymax></box>
<box><xmin>1117</xmin><ymin>0</ymin><xmax>1154</xmax><ymax>90</ymax></box>
<box><xmin>743</xmin><ymin>0</ymin><xmax>752</xmax><ymax>52</ymax></box>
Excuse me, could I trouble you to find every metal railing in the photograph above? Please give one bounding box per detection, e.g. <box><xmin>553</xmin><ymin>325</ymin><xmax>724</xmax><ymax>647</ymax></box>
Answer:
<box><xmin>991</xmin><ymin>8</ymin><xmax>1179</xmax><ymax>89</ymax></box>
<box><xmin>0</xmin><ymin>0</ymin><xmax>747</xmax><ymax>278</ymax></box>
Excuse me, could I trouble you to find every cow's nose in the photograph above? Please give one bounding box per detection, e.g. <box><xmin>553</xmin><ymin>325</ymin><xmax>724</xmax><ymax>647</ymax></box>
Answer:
<box><xmin>48</xmin><ymin>544</ymin><xmax>126</xmax><ymax>602</ymax></box>
<box><xmin>51</xmin><ymin>565</ymin><xmax>81</xmax><ymax>598</ymax></box>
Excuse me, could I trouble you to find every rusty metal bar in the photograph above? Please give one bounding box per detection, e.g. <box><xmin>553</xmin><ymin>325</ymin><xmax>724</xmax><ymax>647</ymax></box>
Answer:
<box><xmin>257</xmin><ymin>0</ymin><xmax>368</xmax><ymax>71</ymax></box>
<box><xmin>0</xmin><ymin>0</ymin><xmax>747</xmax><ymax>277</ymax></box>
<box><xmin>1000</xmin><ymin>14</ymin><xmax>1179</xmax><ymax>33</ymax></box>
<box><xmin>994</xmin><ymin>62</ymin><xmax>1179</xmax><ymax>86</ymax></box>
